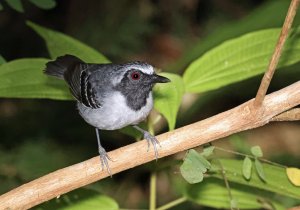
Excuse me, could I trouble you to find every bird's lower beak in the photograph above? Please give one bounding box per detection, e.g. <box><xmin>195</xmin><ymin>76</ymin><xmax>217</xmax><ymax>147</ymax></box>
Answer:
<box><xmin>152</xmin><ymin>74</ymin><xmax>171</xmax><ymax>83</ymax></box>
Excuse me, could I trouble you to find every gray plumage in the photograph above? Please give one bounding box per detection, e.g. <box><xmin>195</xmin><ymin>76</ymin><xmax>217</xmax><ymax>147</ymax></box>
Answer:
<box><xmin>44</xmin><ymin>54</ymin><xmax>170</xmax><ymax>175</ymax></box>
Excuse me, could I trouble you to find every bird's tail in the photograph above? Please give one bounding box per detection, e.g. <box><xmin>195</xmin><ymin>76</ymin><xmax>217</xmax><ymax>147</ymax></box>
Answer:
<box><xmin>44</xmin><ymin>54</ymin><xmax>83</xmax><ymax>79</ymax></box>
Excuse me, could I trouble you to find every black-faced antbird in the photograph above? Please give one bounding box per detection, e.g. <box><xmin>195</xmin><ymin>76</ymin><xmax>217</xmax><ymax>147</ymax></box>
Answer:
<box><xmin>44</xmin><ymin>55</ymin><xmax>170</xmax><ymax>175</ymax></box>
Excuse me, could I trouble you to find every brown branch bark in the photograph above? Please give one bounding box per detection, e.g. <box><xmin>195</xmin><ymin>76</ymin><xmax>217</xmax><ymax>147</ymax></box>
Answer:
<box><xmin>1</xmin><ymin>81</ymin><xmax>300</xmax><ymax>210</ymax></box>
<box><xmin>254</xmin><ymin>0</ymin><xmax>300</xmax><ymax>107</ymax></box>
<box><xmin>271</xmin><ymin>108</ymin><xmax>300</xmax><ymax>121</ymax></box>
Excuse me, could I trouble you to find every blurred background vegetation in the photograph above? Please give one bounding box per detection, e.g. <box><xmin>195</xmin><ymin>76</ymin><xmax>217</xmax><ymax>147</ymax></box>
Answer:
<box><xmin>0</xmin><ymin>0</ymin><xmax>300</xmax><ymax>209</ymax></box>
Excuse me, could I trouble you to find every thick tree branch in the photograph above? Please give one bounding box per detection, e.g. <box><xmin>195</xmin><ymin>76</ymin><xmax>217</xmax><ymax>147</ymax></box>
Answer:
<box><xmin>1</xmin><ymin>81</ymin><xmax>300</xmax><ymax>210</ymax></box>
<box><xmin>254</xmin><ymin>0</ymin><xmax>300</xmax><ymax>106</ymax></box>
<box><xmin>271</xmin><ymin>108</ymin><xmax>300</xmax><ymax>121</ymax></box>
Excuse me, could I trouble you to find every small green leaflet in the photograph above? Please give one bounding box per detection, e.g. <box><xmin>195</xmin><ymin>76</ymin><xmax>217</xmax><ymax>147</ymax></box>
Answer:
<box><xmin>255</xmin><ymin>158</ymin><xmax>266</xmax><ymax>182</ymax></box>
<box><xmin>180</xmin><ymin>158</ymin><xmax>204</xmax><ymax>184</ymax></box>
<box><xmin>242</xmin><ymin>156</ymin><xmax>252</xmax><ymax>180</ymax></box>
<box><xmin>201</xmin><ymin>146</ymin><xmax>215</xmax><ymax>157</ymax></box>
<box><xmin>180</xmin><ymin>149</ymin><xmax>211</xmax><ymax>184</ymax></box>
<box><xmin>286</xmin><ymin>167</ymin><xmax>300</xmax><ymax>186</ymax></box>
<box><xmin>251</xmin><ymin>146</ymin><xmax>263</xmax><ymax>157</ymax></box>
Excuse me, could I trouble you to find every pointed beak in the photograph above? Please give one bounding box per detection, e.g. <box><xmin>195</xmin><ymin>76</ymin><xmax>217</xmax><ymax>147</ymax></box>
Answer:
<box><xmin>152</xmin><ymin>74</ymin><xmax>171</xmax><ymax>83</ymax></box>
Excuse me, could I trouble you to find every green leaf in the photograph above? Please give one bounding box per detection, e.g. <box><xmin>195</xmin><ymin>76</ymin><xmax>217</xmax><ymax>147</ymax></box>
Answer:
<box><xmin>26</xmin><ymin>21</ymin><xmax>110</xmax><ymax>63</ymax></box>
<box><xmin>242</xmin><ymin>157</ymin><xmax>252</xmax><ymax>180</ymax></box>
<box><xmin>286</xmin><ymin>167</ymin><xmax>300</xmax><ymax>186</ymax></box>
<box><xmin>255</xmin><ymin>158</ymin><xmax>266</xmax><ymax>182</ymax></box>
<box><xmin>251</xmin><ymin>146</ymin><xmax>263</xmax><ymax>157</ymax></box>
<box><xmin>0</xmin><ymin>58</ymin><xmax>72</xmax><ymax>100</ymax></box>
<box><xmin>0</xmin><ymin>3</ymin><xmax>3</xmax><ymax>11</ymax></box>
<box><xmin>180</xmin><ymin>149</ymin><xmax>211</xmax><ymax>184</ymax></box>
<box><xmin>29</xmin><ymin>0</ymin><xmax>56</xmax><ymax>9</ymax></box>
<box><xmin>153</xmin><ymin>73</ymin><xmax>184</xmax><ymax>130</ymax></box>
<box><xmin>171</xmin><ymin>0</ymin><xmax>300</xmax><ymax>72</ymax></box>
<box><xmin>5</xmin><ymin>0</ymin><xmax>24</xmax><ymax>12</ymax></box>
<box><xmin>180</xmin><ymin>158</ymin><xmax>204</xmax><ymax>184</ymax></box>
<box><xmin>201</xmin><ymin>146</ymin><xmax>215</xmax><ymax>157</ymax></box>
<box><xmin>210</xmin><ymin>159</ymin><xmax>300</xmax><ymax>199</ymax></box>
<box><xmin>36</xmin><ymin>189</ymin><xmax>119</xmax><ymax>210</ymax></box>
<box><xmin>185</xmin><ymin>178</ymin><xmax>285</xmax><ymax>209</ymax></box>
<box><xmin>0</xmin><ymin>55</ymin><xmax>6</xmax><ymax>65</ymax></box>
<box><xmin>183</xmin><ymin>27</ymin><xmax>300</xmax><ymax>93</ymax></box>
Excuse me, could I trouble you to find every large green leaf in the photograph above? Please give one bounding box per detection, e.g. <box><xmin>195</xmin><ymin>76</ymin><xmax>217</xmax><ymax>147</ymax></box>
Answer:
<box><xmin>27</xmin><ymin>21</ymin><xmax>110</xmax><ymax>63</ymax></box>
<box><xmin>5</xmin><ymin>0</ymin><xmax>23</xmax><ymax>12</ymax></box>
<box><xmin>36</xmin><ymin>189</ymin><xmax>119</xmax><ymax>210</ymax></box>
<box><xmin>171</xmin><ymin>0</ymin><xmax>300</xmax><ymax>72</ymax></box>
<box><xmin>153</xmin><ymin>73</ymin><xmax>184</xmax><ymax>130</ymax></box>
<box><xmin>183</xmin><ymin>27</ymin><xmax>300</xmax><ymax>93</ymax></box>
<box><xmin>0</xmin><ymin>58</ymin><xmax>72</xmax><ymax>100</ymax></box>
<box><xmin>211</xmin><ymin>159</ymin><xmax>300</xmax><ymax>200</ymax></box>
<box><xmin>0</xmin><ymin>55</ymin><xmax>6</xmax><ymax>65</ymax></box>
<box><xmin>185</xmin><ymin>178</ymin><xmax>285</xmax><ymax>209</ymax></box>
<box><xmin>29</xmin><ymin>0</ymin><xmax>56</xmax><ymax>10</ymax></box>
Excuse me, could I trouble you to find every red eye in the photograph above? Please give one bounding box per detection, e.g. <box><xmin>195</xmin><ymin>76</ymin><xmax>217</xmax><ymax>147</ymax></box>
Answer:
<box><xmin>131</xmin><ymin>72</ymin><xmax>140</xmax><ymax>80</ymax></box>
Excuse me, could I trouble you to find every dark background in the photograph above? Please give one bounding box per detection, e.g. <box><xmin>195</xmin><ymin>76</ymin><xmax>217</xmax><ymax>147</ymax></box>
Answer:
<box><xmin>0</xmin><ymin>0</ymin><xmax>299</xmax><ymax>209</ymax></box>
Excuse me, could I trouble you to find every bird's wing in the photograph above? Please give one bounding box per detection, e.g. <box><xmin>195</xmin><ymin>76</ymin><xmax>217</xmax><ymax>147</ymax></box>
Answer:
<box><xmin>64</xmin><ymin>63</ymin><xmax>102</xmax><ymax>109</ymax></box>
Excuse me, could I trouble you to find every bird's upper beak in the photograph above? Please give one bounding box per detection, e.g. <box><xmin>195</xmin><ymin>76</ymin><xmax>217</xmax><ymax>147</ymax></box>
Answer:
<box><xmin>152</xmin><ymin>74</ymin><xmax>171</xmax><ymax>83</ymax></box>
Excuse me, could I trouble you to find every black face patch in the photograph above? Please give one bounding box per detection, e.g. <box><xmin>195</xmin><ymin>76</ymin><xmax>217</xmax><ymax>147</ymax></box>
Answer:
<box><xmin>114</xmin><ymin>70</ymin><xmax>154</xmax><ymax>111</ymax></box>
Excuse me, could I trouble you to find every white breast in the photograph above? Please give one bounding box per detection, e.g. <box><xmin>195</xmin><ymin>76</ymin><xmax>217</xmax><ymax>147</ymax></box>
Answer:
<box><xmin>77</xmin><ymin>92</ymin><xmax>153</xmax><ymax>130</ymax></box>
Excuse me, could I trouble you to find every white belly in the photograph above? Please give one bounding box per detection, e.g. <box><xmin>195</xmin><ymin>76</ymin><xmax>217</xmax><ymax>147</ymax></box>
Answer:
<box><xmin>77</xmin><ymin>92</ymin><xmax>153</xmax><ymax>130</ymax></box>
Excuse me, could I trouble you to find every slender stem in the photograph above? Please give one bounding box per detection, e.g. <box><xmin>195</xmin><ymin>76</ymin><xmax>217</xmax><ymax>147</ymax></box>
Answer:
<box><xmin>254</xmin><ymin>0</ymin><xmax>300</xmax><ymax>106</ymax></box>
<box><xmin>156</xmin><ymin>197</ymin><xmax>188</xmax><ymax>210</ymax></box>
<box><xmin>148</xmin><ymin>114</ymin><xmax>160</xmax><ymax>210</ymax></box>
<box><xmin>214</xmin><ymin>146</ymin><xmax>286</xmax><ymax>168</ymax></box>
<box><xmin>149</xmin><ymin>172</ymin><xmax>157</xmax><ymax>210</ymax></box>
<box><xmin>215</xmin><ymin>159</ymin><xmax>237</xmax><ymax>210</ymax></box>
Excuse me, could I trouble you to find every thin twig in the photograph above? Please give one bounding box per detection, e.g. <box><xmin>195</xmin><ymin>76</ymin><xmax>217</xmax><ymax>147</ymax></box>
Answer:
<box><xmin>156</xmin><ymin>197</ymin><xmax>187</xmax><ymax>210</ymax></box>
<box><xmin>254</xmin><ymin>0</ymin><xmax>300</xmax><ymax>107</ymax></box>
<box><xmin>215</xmin><ymin>159</ymin><xmax>237</xmax><ymax>210</ymax></box>
<box><xmin>0</xmin><ymin>81</ymin><xmax>299</xmax><ymax>209</ymax></box>
<box><xmin>214</xmin><ymin>146</ymin><xmax>286</xmax><ymax>168</ymax></box>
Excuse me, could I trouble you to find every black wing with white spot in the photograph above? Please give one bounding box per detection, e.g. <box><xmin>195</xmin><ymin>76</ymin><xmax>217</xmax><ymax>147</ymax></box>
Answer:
<box><xmin>64</xmin><ymin>63</ymin><xmax>101</xmax><ymax>109</ymax></box>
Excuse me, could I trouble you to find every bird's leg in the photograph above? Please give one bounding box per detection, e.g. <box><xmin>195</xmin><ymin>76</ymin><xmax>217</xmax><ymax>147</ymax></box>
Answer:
<box><xmin>132</xmin><ymin>125</ymin><xmax>161</xmax><ymax>161</ymax></box>
<box><xmin>95</xmin><ymin>128</ymin><xmax>112</xmax><ymax>176</ymax></box>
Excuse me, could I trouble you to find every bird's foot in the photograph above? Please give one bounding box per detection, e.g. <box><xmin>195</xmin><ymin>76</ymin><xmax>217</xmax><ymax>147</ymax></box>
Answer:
<box><xmin>98</xmin><ymin>146</ymin><xmax>113</xmax><ymax>177</ymax></box>
<box><xmin>143</xmin><ymin>131</ymin><xmax>161</xmax><ymax>161</ymax></box>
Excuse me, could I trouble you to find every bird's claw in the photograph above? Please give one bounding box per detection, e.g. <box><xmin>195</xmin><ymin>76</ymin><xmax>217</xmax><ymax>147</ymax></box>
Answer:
<box><xmin>144</xmin><ymin>132</ymin><xmax>161</xmax><ymax>161</ymax></box>
<box><xmin>98</xmin><ymin>147</ymin><xmax>113</xmax><ymax>177</ymax></box>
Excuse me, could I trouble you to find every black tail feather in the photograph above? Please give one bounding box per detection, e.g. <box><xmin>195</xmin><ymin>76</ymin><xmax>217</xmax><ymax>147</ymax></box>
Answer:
<box><xmin>44</xmin><ymin>55</ymin><xmax>83</xmax><ymax>79</ymax></box>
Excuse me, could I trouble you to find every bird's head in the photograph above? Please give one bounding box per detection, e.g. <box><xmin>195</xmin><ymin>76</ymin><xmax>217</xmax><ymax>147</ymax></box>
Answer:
<box><xmin>113</xmin><ymin>61</ymin><xmax>170</xmax><ymax>110</ymax></box>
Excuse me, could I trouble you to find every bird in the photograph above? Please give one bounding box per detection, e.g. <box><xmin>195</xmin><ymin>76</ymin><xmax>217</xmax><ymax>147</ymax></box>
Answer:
<box><xmin>44</xmin><ymin>54</ymin><xmax>170</xmax><ymax>175</ymax></box>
